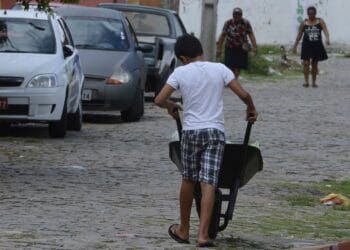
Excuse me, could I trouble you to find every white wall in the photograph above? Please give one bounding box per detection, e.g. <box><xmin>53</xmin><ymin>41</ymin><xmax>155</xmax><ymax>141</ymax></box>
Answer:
<box><xmin>179</xmin><ymin>0</ymin><xmax>350</xmax><ymax>46</ymax></box>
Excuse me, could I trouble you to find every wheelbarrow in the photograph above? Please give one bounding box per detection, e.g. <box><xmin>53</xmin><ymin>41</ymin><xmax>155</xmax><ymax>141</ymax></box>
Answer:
<box><xmin>168</xmin><ymin>117</ymin><xmax>263</xmax><ymax>239</ymax></box>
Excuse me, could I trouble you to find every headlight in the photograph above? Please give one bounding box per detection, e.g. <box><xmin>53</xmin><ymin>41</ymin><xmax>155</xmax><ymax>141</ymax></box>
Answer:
<box><xmin>106</xmin><ymin>67</ymin><xmax>131</xmax><ymax>85</ymax></box>
<box><xmin>27</xmin><ymin>75</ymin><xmax>57</xmax><ymax>88</ymax></box>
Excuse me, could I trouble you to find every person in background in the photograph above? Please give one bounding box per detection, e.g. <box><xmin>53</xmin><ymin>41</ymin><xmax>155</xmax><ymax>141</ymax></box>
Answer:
<box><xmin>155</xmin><ymin>34</ymin><xmax>257</xmax><ymax>247</ymax></box>
<box><xmin>216</xmin><ymin>7</ymin><xmax>257</xmax><ymax>79</ymax></box>
<box><xmin>292</xmin><ymin>6</ymin><xmax>330</xmax><ymax>88</ymax></box>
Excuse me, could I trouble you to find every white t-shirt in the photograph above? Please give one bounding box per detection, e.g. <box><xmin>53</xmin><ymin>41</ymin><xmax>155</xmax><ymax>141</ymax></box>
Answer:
<box><xmin>167</xmin><ymin>61</ymin><xmax>234</xmax><ymax>132</ymax></box>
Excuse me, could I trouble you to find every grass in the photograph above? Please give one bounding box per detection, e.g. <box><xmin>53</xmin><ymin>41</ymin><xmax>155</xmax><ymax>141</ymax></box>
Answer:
<box><xmin>239</xmin><ymin>180</ymin><xmax>350</xmax><ymax>241</ymax></box>
<box><xmin>216</xmin><ymin>44</ymin><xmax>303</xmax><ymax>81</ymax></box>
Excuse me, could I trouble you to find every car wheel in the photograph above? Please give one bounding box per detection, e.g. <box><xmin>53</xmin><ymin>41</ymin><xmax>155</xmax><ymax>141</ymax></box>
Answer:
<box><xmin>121</xmin><ymin>88</ymin><xmax>144</xmax><ymax>122</ymax></box>
<box><xmin>67</xmin><ymin>101</ymin><xmax>82</xmax><ymax>131</ymax></box>
<box><xmin>0</xmin><ymin>122</ymin><xmax>11</xmax><ymax>136</ymax></box>
<box><xmin>49</xmin><ymin>96</ymin><xmax>67</xmax><ymax>138</ymax></box>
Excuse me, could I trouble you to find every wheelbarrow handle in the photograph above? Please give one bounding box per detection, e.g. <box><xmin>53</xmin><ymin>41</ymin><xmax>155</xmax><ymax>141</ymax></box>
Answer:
<box><xmin>243</xmin><ymin>122</ymin><xmax>253</xmax><ymax>146</ymax></box>
<box><xmin>176</xmin><ymin>116</ymin><xmax>182</xmax><ymax>141</ymax></box>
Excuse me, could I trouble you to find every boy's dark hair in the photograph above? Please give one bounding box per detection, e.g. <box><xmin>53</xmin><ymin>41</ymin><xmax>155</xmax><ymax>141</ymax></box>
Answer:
<box><xmin>174</xmin><ymin>34</ymin><xmax>203</xmax><ymax>59</ymax></box>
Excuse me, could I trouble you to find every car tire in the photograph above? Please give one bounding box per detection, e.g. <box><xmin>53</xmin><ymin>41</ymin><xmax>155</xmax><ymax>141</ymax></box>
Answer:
<box><xmin>0</xmin><ymin>122</ymin><xmax>11</xmax><ymax>136</ymax></box>
<box><xmin>67</xmin><ymin>101</ymin><xmax>82</xmax><ymax>131</ymax></box>
<box><xmin>121</xmin><ymin>88</ymin><xmax>144</xmax><ymax>122</ymax></box>
<box><xmin>49</xmin><ymin>96</ymin><xmax>68</xmax><ymax>138</ymax></box>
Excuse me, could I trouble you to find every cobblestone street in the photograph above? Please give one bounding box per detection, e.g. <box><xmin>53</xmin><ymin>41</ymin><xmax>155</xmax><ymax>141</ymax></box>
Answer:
<box><xmin>0</xmin><ymin>56</ymin><xmax>349</xmax><ymax>249</ymax></box>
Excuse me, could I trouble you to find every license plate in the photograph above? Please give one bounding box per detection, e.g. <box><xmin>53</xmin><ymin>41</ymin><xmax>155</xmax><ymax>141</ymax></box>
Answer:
<box><xmin>82</xmin><ymin>89</ymin><xmax>92</xmax><ymax>101</ymax></box>
<box><xmin>0</xmin><ymin>97</ymin><xmax>8</xmax><ymax>110</ymax></box>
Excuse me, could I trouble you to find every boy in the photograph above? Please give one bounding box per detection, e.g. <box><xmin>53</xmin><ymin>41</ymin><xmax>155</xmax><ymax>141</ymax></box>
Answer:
<box><xmin>154</xmin><ymin>34</ymin><xmax>257</xmax><ymax>247</ymax></box>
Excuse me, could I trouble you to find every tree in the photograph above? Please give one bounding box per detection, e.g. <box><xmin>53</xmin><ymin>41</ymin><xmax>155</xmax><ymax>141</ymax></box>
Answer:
<box><xmin>20</xmin><ymin>0</ymin><xmax>79</xmax><ymax>11</ymax></box>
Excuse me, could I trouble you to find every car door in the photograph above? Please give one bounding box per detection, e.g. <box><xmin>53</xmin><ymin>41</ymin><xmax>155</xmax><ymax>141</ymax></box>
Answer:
<box><xmin>125</xmin><ymin>17</ymin><xmax>147</xmax><ymax>89</ymax></box>
<box><xmin>56</xmin><ymin>18</ymin><xmax>83</xmax><ymax>113</ymax></box>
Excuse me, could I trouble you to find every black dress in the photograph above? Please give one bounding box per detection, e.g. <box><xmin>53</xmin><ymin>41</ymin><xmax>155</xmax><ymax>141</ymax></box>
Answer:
<box><xmin>301</xmin><ymin>19</ymin><xmax>328</xmax><ymax>61</ymax></box>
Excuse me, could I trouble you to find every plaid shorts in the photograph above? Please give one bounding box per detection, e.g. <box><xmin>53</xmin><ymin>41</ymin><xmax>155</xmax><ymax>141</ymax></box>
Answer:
<box><xmin>181</xmin><ymin>128</ymin><xmax>225</xmax><ymax>186</ymax></box>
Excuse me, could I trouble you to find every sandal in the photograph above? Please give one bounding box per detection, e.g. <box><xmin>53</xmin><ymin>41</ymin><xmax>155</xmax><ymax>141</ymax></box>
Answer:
<box><xmin>168</xmin><ymin>224</ymin><xmax>190</xmax><ymax>244</ymax></box>
<box><xmin>302</xmin><ymin>83</ymin><xmax>309</xmax><ymax>87</ymax></box>
<box><xmin>312</xmin><ymin>83</ymin><xmax>318</xmax><ymax>88</ymax></box>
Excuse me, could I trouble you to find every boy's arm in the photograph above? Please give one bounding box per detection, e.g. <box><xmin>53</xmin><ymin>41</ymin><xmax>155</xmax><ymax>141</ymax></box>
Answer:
<box><xmin>154</xmin><ymin>84</ymin><xmax>182</xmax><ymax>119</ymax></box>
<box><xmin>228</xmin><ymin>79</ymin><xmax>258</xmax><ymax>123</ymax></box>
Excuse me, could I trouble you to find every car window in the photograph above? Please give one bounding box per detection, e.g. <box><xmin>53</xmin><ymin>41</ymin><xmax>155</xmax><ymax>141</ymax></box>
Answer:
<box><xmin>125</xmin><ymin>17</ymin><xmax>138</xmax><ymax>47</ymax></box>
<box><xmin>123</xmin><ymin>11</ymin><xmax>170</xmax><ymax>36</ymax></box>
<box><xmin>63</xmin><ymin>16</ymin><xmax>129</xmax><ymax>51</ymax></box>
<box><xmin>56</xmin><ymin>19</ymin><xmax>71</xmax><ymax>47</ymax></box>
<box><xmin>57</xmin><ymin>18</ymin><xmax>74</xmax><ymax>46</ymax></box>
<box><xmin>173</xmin><ymin>14</ymin><xmax>186</xmax><ymax>37</ymax></box>
<box><xmin>0</xmin><ymin>18</ymin><xmax>55</xmax><ymax>54</ymax></box>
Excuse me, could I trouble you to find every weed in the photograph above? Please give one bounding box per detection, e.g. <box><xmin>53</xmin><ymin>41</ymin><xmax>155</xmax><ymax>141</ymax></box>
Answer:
<box><xmin>216</xmin><ymin>44</ymin><xmax>303</xmax><ymax>80</ymax></box>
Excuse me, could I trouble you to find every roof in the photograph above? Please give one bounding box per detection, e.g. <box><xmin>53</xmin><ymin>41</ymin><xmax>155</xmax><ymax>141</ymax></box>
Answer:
<box><xmin>0</xmin><ymin>9</ymin><xmax>52</xmax><ymax>20</ymax></box>
<box><xmin>98</xmin><ymin>3</ymin><xmax>177</xmax><ymax>15</ymax></box>
<box><xmin>54</xmin><ymin>5</ymin><xmax>123</xmax><ymax>19</ymax></box>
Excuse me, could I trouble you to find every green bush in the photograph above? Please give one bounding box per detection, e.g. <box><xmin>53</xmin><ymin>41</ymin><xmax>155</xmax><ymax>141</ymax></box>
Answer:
<box><xmin>247</xmin><ymin>53</ymin><xmax>270</xmax><ymax>75</ymax></box>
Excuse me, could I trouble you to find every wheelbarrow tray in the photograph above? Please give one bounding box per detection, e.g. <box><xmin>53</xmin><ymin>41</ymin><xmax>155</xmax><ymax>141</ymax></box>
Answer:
<box><xmin>169</xmin><ymin>141</ymin><xmax>263</xmax><ymax>189</ymax></box>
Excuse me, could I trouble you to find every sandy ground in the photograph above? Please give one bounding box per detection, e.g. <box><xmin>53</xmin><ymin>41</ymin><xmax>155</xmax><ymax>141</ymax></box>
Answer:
<box><xmin>0</xmin><ymin>55</ymin><xmax>349</xmax><ymax>249</ymax></box>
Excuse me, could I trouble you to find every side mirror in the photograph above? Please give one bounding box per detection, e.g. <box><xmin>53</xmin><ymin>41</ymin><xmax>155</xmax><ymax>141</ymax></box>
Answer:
<box><xmin>63</xmin><ymin>45</ymin><xmax>74</xmax><ymax>58</ymax></box>
<box><xmin>136</xmin><ymin>44</ymin><xmax>153</xmax><ymax>53</ymax></box>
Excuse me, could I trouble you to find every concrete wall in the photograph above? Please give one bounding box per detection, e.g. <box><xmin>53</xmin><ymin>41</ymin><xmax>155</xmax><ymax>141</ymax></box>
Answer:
<box><xmin>179</xmin><ymin>0</ymin><xmax>350</xmax><ymax>46</ymax></box>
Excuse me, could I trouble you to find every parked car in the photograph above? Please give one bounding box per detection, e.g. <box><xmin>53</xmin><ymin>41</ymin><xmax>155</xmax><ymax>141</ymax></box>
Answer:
<box><xmin>55</xmin><ymin>6</ymin><xmax>150</xmax><ymax>121</ymax></box>
<box><xmin>98</xmin><ymin>3</ymin><xmax>188</xmax><ymax>95</ymax></box>
<box><xmin>0</xmin><ymin>10</ymin><xmax>84</xmax><ymax>138</ymax></box>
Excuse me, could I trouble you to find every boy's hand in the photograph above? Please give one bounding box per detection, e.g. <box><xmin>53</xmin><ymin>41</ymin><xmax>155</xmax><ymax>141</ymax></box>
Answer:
<box><xmin>167</xmin><ymin>102</ymin><xmax>182</xmax><ymax>119</ymax></box>
<box><xmin>246</xmin><ymin>109</ymin><xmax>258</xmax><ymax>123</ymax></box>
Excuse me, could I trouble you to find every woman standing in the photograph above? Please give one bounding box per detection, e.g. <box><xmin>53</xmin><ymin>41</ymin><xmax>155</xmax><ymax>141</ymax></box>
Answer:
<box><xmin>293</xmin><ymin>6</ymin><xmax>330</xmax><ymax>87</ymax></box>
<box><xmin>216</xmin><ymin>7</ymin><xmax>257</xmax><ymax>79</ymax></box>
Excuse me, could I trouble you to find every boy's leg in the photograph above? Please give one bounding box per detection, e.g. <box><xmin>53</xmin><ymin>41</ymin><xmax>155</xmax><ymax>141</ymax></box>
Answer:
<box><xmin>198</xmin><ymin>182</ymin><xmax>216</xmax><ymax>243</ymax></box>
<box><xmin>175</xmin><ymin>129</ymin><xmax>200</xmax><ymax>242</ymax></box>
<box><xmin>197</xmin><ymin>129</ymin><xmax>225</xmax><ymax>243</ymax></box>
<box><xmin>176</xmin><ymin>179</ymin><xmax>196</xmax><ymax>240</ymax></box>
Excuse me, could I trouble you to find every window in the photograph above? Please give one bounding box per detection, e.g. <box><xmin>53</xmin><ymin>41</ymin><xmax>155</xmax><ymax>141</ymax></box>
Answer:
<box><xmin>63</xmin><ymin>17</ymin><xmax>129</xmax><ymax>51</ymax></box>
<box><xmin>124</xmin><ymin>11</ymin><xmax>170</xmax><ymax>36</ymax></box>
<box><xmin>0</xmin><ymin>18</ymin><xmax>55</xmax><ymax>54</ymax></box>
<box><xmin>173</xmin><ymin>14</ymin><xmax>187</xmax><ymax>37</ymax></box>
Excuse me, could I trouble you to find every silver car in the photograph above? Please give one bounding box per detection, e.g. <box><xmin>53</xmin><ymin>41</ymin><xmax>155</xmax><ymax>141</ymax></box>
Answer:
<box><xmin>0</xmin><ymin>10</ymin><xmax>84</xmax><ymax>138</ymax></box>
<box><xmin>55</xmin><ymin>6</ymin><xmax>150</xmax><ymax>122</ymax></box>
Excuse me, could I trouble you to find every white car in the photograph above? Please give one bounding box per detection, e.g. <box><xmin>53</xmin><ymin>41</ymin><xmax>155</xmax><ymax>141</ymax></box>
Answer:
<box><xmin>0</xmin><ymin>10</ymin><xmax>84</xmax><ymax>138</ymax></box>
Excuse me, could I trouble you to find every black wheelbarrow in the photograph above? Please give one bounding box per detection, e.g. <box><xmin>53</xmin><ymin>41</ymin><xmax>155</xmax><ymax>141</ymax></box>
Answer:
<box><xmin>168</xmin><ymin>118</ymin><xmax>263</xmax><ymax>239</ymax></box>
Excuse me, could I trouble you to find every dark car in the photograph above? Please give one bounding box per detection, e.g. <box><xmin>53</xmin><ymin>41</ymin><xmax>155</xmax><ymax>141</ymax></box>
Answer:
<box><xmin>98</xmin><ymin>3</ymin><xmax>187</xmax><ymax>95</ymax></box>
<box><xmin>55</xmin><ymin>6</ymin><xmax>150</xmax><ymax>122</ymax></box>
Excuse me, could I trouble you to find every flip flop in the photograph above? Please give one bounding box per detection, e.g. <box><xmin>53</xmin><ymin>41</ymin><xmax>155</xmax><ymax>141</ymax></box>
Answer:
<box><xmin>197</xmin><ymin>240</ymin><xmax>216</xmax><ymax>247</ymax></box>
<box><xmin>312</xmin><ymin>83</ymin><xmax>318</xmax><ymax>88</ymax></box>
<box><xmin>302</xmin><ymin>83</ymin><xmax>309</xmax><ymax>87</ymax></box>
<box><xmin>168</xmin><ymin>224</ymin><xmax>190</xmax><ymax>244</ymax></box>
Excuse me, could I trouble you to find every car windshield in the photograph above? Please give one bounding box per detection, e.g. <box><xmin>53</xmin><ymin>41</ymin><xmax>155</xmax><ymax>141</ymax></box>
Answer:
<box><xmin>64</xmin><ymin>17</ymin><xmax>129</xmax><ymax>51</ymax></box>
<box><xmin>0</xmin><ymin>18</ymin><xmax>55</xmax><ymax>53</ymax></box>
<box><xmin>123</xmin><ymin>11</ymin><xmax>170</xmax><ymax>36</ymax></box>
